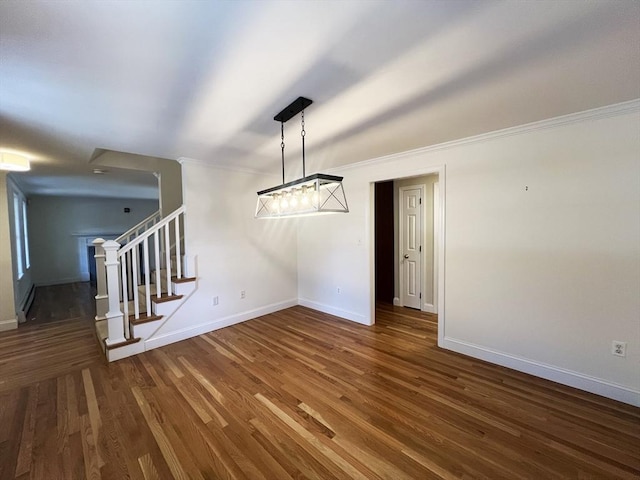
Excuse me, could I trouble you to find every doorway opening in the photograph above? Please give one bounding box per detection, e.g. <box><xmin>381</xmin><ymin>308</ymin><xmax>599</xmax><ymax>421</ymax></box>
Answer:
<box><xmin>372</xmin><ymin>169</ymin><xmax>444</xmax><ymax>340</ymax></box>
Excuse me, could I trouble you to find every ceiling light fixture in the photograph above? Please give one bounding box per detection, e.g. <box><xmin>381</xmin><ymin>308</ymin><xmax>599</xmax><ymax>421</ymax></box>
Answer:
<box><xmin>0</xmin><ymin>152</ymin><xmax>30</xmax><ymax>172</ymax></box>
<box><xmin>255</xmin><ymin>97</ymin><xmax>348</xmax><ymax>219</ymax></box>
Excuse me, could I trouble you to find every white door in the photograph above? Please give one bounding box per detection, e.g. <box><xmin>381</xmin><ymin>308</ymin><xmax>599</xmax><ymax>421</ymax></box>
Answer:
<box><xmin>400</xmin><ymin>186</ymin><xmax>422</xmax><ymax>309</ymax></box>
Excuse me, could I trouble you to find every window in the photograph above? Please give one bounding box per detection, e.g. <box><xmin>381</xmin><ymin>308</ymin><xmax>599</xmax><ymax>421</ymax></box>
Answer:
<box><xmin>12</xmin><ymin>192</ymin><xmax>29</xmax><ymax>279</ymax></box>
<box><xmin>22</xmin><ymin>200</ymin><xmax>29</xmax><ymax>269</ymax></box>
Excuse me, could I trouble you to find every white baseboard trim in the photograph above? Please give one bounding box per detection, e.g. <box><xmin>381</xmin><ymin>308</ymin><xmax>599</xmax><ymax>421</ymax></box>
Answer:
<box><xmin>145</xmin><ymin>298</ymin><xmax>298</xmax><ymax>351</ymax></box>
<box><xmin>441</xmin><ymin>336</ymin><xmax>640</xmax><ymax>407</ymax></box>
<box><xmin>108</xmin><ymin>341</ymin><xmax>145</xmax><ymax>362</ymax></box>
<box><xmin>393</xmin><ymin>297</ymin><xmax>401</xmax><ymax>306</ymax></box>
<box><xmin>422</xmin><ymin>302</ymin><xmax>436</xmax><ymax>314</ymax></box>
<box><xmin>0</xmin><ymin>318</ymin><xmax>18</xmax><ymax>332</ymax></box>
<box><xmin>298</xmin><ymin>298</ymin><xmax>371</xmax><ymax>325</ymax></box>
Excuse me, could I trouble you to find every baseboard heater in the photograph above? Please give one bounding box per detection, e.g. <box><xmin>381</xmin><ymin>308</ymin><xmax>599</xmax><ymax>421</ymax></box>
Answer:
<box><xmin>18</xmin><ymin>284</ymin><xmax>36</xmax><ymax>323</ymax></box>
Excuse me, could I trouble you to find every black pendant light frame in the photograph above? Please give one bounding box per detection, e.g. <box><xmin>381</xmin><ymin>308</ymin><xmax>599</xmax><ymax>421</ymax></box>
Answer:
<box><xmin>255</xmin><ymin>96</ymin><xmax>349</xmax><ymax>218</ymax></box>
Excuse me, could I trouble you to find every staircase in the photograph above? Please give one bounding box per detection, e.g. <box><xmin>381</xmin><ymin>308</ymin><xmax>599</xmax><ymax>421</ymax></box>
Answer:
<box><xmin>92</xmin><ymin>206</ymin><xmax>197</xmax><ymax>361</ymax></box>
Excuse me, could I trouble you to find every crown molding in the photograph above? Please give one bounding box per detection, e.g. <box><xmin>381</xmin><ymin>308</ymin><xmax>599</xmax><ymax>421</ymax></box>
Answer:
<box><xmin>334</xmin><ymin>99</ymin><xmax>640</xmax><ymax>173</ymax></box>
<box><xmin>177</xmin><ymin>99</ymin><xmax>639</xmax><ymax>176</ymax></box>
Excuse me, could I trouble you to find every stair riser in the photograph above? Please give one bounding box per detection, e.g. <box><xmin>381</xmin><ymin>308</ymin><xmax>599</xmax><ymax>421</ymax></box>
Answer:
<box><xmin>121</xmin><ymin>299</ymin><xmax>147</xmax><ymax>316</ymax></box>
<box><xmin>141</xmin><ymin>281</ymin><xmax>171</xmax><ymax>296</ymax></box>
<box><xmin>132</xmin><ymin>321</ymin><xmax>161</xmax><ymax>340</ymax></box>
<box><xmin>152</xmin><ymin>299</ymin><xmax>182</xmax><ymax>317</ymax></box>
<box><xmin>105</xmin><ymin>281</ymin><xmax>196</xmax><ymax>362</ymax></box>
<box><xmin>95</xmin><ymin>320</ymin><xmax>108</xmax><ymax>354</ymax></box>
<box><xmin>173</xmin><ymin>280</ymin><xmax>197</xmax><ymax>296</ymax></box>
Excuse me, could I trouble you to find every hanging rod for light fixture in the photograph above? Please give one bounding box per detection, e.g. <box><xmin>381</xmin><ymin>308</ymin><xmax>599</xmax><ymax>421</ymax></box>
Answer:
<box><xmin>255</xmin><ymin>96</ymin><xmax>349</xmax><ymax>219</ymax></box>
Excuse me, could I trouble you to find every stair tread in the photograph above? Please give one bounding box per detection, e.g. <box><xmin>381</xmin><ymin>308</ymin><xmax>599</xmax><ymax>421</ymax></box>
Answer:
<box><xmin>172</xmin><ymin>276</ymin><xmax>196</xmax><ymax>284</ymax></box>
<box><xmin>149</xmin><ymin>273</ymin><xmax>195</xmax><ymax>284</ymax></box>
<box><xmin>130</xmin><ymin>313</ymin><xmax>164</xmax><ymax>325</ymax></box>
<box><xmin>150</xmin><ymin>293</ymin><xmax>184</xmax><ymax>304</ymax></box>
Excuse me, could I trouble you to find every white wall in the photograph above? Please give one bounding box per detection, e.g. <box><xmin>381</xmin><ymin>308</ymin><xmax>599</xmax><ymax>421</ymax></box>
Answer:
<box><xmin>29</xmin><ymin>196</ymin><xmax>159</xmax><ymax>285</ymax></box>
<box><xmin>145</xmin><ymin>162</ymin><xmax>298</xmax><ymax>347</ymax></box>
<box><xmin>297</xmin><ymin>177</ymin><xmax>372</xmax><ymax>324</ymax></box>
<box><xmin>6</xmin><ymin>176</ymin><xmax>33</xmax><ymax>321</ymax></box>
<box><xmin>297</xmin><ymin>101</ymin><xmax>640</xmax><ymax>405</ymax></box>
<box><xmin>92</xmin><ymin>150</ymin><xmax>181</xmax><ymax>214</ymax></box>
<box><xmin>0</xmin><ymin>172</ymin><xmax>17</xmax><ymax>330</ymax></box>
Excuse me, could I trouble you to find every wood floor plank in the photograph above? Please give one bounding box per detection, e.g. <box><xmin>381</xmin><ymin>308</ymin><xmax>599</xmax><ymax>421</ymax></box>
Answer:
<box><xmin>0</xmin><ymin>284</ymin><xmax>638</xmax><ymax>479</ymax></box>
<box><xmin>256</xmin><ymin>392</ymin><xmax>381</xmax><ymax>480</ymax></box>
<box><xmin>130</xmin><ymin>386</ymin><xmax>194</xmax><ymax>480</ymax></box>
<box><xmin>0</xmin><ymin>389</ymin><xmax>27</xmax><ymax>479</ymax></box>
<box><xmin>14</xmin><ymin>385</ymin><xmax>37</xmax><ymax>477</ymax></box>
<box><xmin>79</xmin><ymin>414</ymin><xmax>101</xmax><ymax>480</ymax></box>
<box><xmin>82</xmin><ymin>368</ymin><xmax>105</xmax><ymax>468</ymax></box>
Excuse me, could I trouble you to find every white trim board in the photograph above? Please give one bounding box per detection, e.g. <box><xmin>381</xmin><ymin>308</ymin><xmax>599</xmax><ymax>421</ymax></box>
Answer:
<box><xmin>180</xmin><ymin>100</ymin><xmax>640</xmax><ymax>180</ymax></box>
<box><xmin>298</xmin><ymin>298</ymin><xmax>371</xmax><ymax>326</ymax></box>
<box><xmin>365</xmin><ymin>164</ymin><xmax>447</xmax><ymax>342</ymax></box>
<box><xmin>145</xmin><ymin>298</ymin><xmax>297</xmax><ymax>351</ymax></box>
<box><xmin>334</xmin><ymin>99</ymin><xmax>640</xmax><ymax>174</ymax></box>
<box><xmin>442</xmin><ymin>336</ymin><xmax>640</xmax><ymax>407</ymax></box>
<box><xmin>0</xmin><ymin>318</ymin><xmax>17</xmax><ymax>332</ymax></box>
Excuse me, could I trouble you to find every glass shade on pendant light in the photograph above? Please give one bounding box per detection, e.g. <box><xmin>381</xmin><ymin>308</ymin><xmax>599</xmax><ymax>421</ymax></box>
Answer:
<box><xmin>0</xmin><ymin>152</ymin><xmax>30</xmax><ymax>171</ymax></box>
<box><xmin>255</xmin><ymin>173</ymin><xmax>348</xmax><ymax>219</ymax></box>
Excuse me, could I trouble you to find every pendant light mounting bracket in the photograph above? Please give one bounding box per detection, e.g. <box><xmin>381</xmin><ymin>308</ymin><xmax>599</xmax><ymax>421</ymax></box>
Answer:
<box><xmin>274</xmin><ymin>97</ymin><xmax>313</xmax><ymax>123</ymax></box>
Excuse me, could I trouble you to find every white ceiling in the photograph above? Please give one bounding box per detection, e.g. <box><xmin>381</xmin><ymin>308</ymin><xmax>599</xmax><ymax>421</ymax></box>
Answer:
<box><xmin>1</xmin><ymin>0</ymin><xmax>639</xmax><ymax>198</ymax></box>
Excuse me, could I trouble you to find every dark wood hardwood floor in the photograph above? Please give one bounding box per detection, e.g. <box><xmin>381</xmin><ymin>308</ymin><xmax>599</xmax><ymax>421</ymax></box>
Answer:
<box><xmin>0</xmin><ymin>283</ymin><xmax>638</xmax><ymax>479</ymax></box>
<box><xmin>0</xmin><ymin>282</ymin><xmax>103</xmax><ymax>393</ymax></box>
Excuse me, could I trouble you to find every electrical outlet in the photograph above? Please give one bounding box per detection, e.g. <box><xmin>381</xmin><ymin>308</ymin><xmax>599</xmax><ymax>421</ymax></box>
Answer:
<box><xmin>337</xmin><ymin>287</ymin><xmax>341</xmax><ymax>294</ymax></box>
<box><xmin>212</xmin><ymin>296</ymin><xmax>219</xmax><ymax>306</ymax></box>
<box><xmin>240</xmin><ymin>290</ymin><xmax>246</xmax><ymax>299</ymax></box>
<box><xmin>612</xmin><ymin>341</ymin><xmax>627</xmax><ymax>357</ymax></box>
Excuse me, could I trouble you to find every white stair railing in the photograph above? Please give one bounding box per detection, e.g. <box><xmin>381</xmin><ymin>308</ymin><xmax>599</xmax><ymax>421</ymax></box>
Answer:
<box><xmin>99</xmin><ymin>206</ymin><xmax>186</xmax><ymax>346</ymax></box>
<box><xmin>103</xmin><ymin>240</ymin><xmax>127</xmax><ymax>346</ymax></box>
<box><xmin>115</xmin><ymin>210</ymin><xmax>162</xmax><ymax>245</ymax></box>
<box><xmin>93</xmin><ymin>238</ymin><xmax>108</xmax><ymax>322</ymax></box>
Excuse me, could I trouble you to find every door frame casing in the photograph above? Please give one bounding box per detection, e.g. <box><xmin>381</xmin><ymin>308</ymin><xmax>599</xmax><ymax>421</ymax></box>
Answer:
<box><xmin>368</xmin><ymin>164</ymin><xmax>446</xmax><ymax>347</ymax></box>
<box><xmin>432</xmin><ymin>181</ymin><xmax>440</xmax><ymax>315</ymax></box>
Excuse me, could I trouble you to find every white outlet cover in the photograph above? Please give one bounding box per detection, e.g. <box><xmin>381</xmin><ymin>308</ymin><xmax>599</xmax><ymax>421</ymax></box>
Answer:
<box><xmin>612</xmin><ymin>341</ymin><xmax>627</xmax><ymax>357</ymax></box>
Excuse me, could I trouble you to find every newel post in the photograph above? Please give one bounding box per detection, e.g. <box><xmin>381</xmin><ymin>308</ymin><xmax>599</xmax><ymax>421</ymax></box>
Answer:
<box><xmin>103</xmin><ymin>240</ymin><xmax>127</xmax><ymax>346</ymax></box>
<box><xmin>92</xmin><ymin>238</ymin><xmax>108</xmax><ymax>321</ymax></box>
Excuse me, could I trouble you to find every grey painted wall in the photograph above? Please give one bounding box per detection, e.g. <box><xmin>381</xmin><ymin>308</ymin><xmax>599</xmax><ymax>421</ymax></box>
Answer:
<box><xmin>29</xmin><ymin>196</ymin><xmax>159</xmax><ymax>285</ymax></box>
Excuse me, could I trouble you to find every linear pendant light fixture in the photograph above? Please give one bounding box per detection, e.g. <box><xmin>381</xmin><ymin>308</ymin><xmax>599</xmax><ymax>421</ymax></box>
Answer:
<box><xmin>255</xmin><ymin>97</ymin><xmax>348</xmax><ymax>219</ymax></box>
